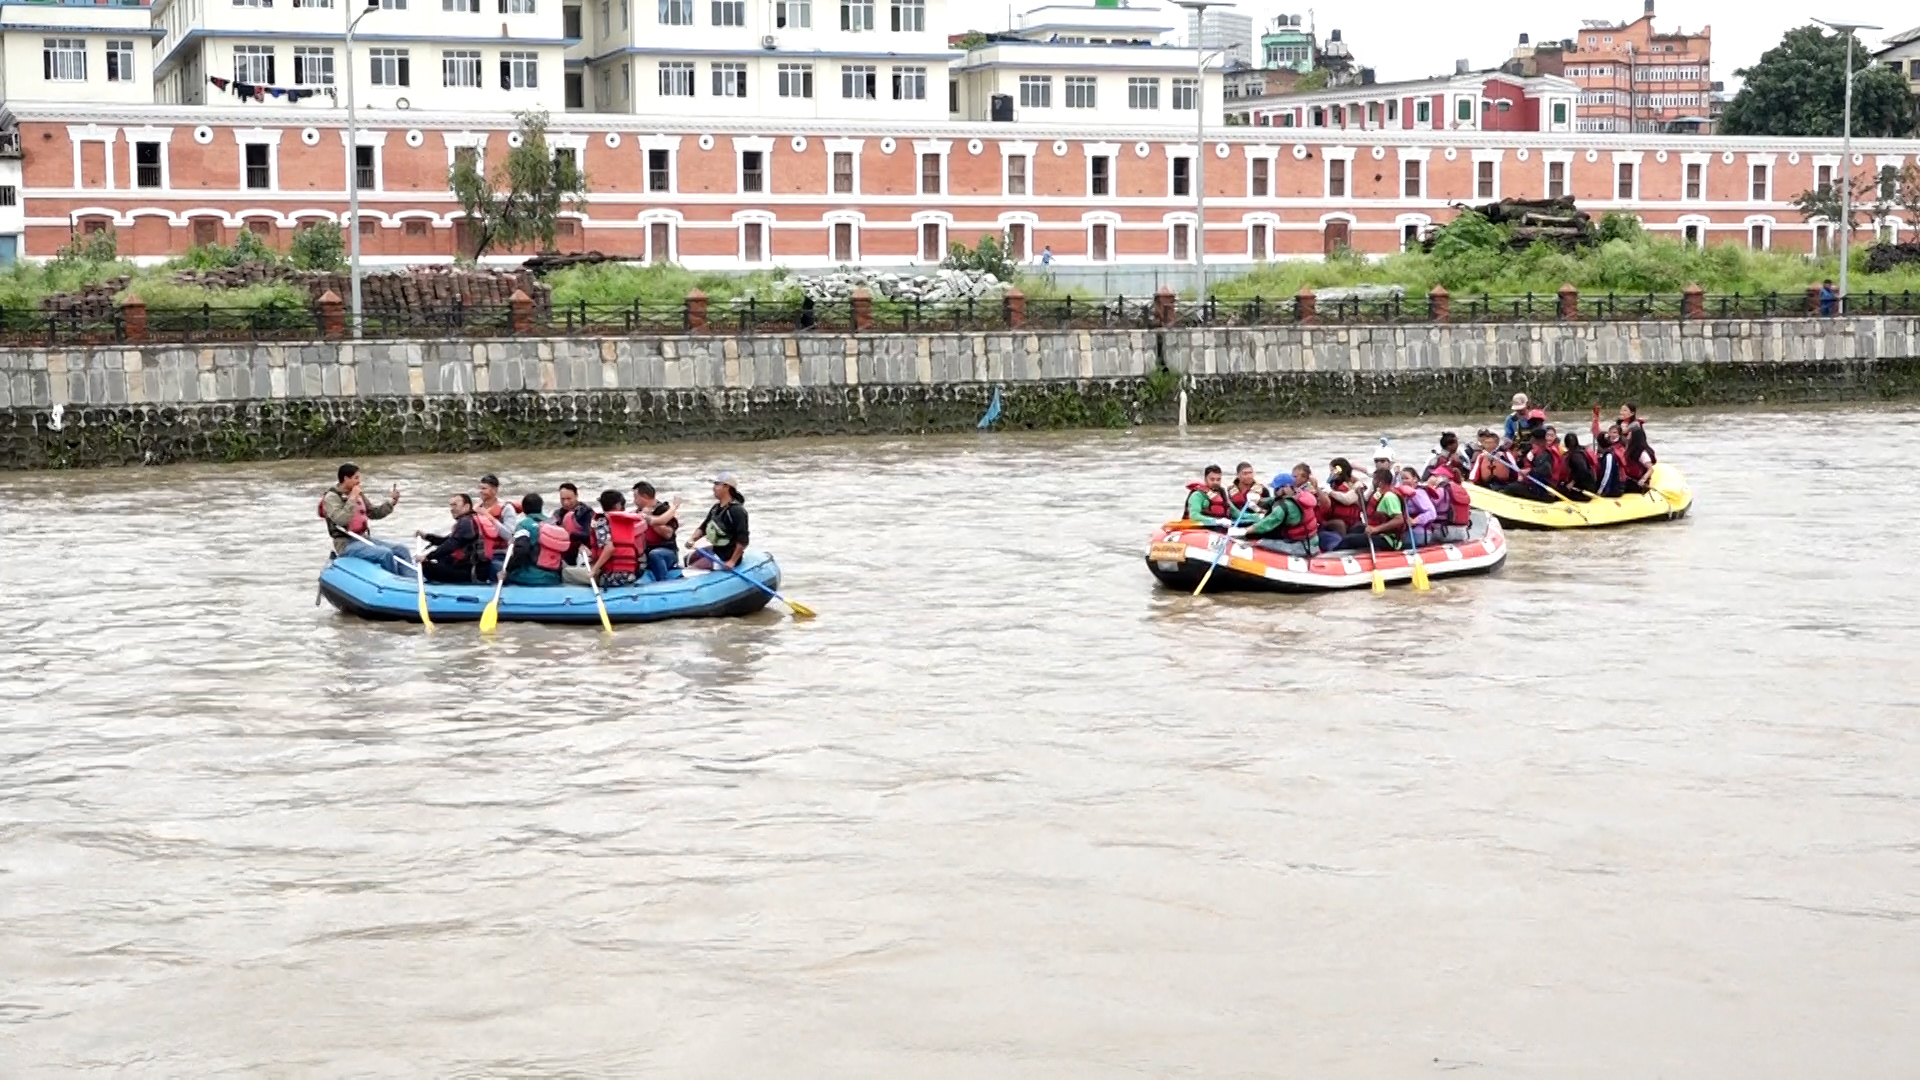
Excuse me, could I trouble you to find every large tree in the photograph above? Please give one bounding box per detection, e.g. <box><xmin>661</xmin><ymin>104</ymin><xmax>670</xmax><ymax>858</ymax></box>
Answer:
<box><xmin>1721</xmin><ymin>25</ymin><xmax>1917</xmax><ymax>138</ymax></box>
<box><xmin>448</xmin><ymin>111</ymin><xmax>588</xmax><ymax>260</ymax></box>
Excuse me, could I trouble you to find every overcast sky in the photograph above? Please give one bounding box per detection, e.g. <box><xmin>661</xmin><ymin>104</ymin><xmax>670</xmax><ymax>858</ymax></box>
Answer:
<box><xmin>961</xmin><ymin>1</ymin><xmax>1919</xmax><ymax>86</ymax></box>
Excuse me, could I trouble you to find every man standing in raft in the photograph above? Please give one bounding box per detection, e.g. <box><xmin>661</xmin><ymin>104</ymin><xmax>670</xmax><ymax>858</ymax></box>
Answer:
<box><xmin>321</xmin><ymin>463</ymin><xmax>412</xmax><ymax>574</ymax></box>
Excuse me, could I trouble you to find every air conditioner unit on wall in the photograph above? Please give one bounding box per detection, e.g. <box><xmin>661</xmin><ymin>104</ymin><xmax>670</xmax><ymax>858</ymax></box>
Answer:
<box><xmin>762</xmin><ymin>35</ymin><xmax>778</xmax><ymax>50</ymax></box>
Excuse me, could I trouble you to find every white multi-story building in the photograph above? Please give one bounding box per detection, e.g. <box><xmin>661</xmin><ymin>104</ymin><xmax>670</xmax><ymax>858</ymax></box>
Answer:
<box><xmin>151</xmin><ymin>0</ymin><xmax>568</xmax><ymax>113</ymax></box>
<box><xmin>1187</xmin><ymin>7</ymin><xmax>1250</xmax><ymax>68</ymax></box>
<box><xmin>568</xmin><ymin>0</ymin><xmax>954</xmax><ymax>120</ymax></box>
<box><xmin>950</xmin><ymin>3</ymin><xmax>1225</xmax><ymax>128</ymax></box>
<box><xmin>0</xmin><ymin>0</ymin><xmax>158</xmax><ymax>105</ymax></box>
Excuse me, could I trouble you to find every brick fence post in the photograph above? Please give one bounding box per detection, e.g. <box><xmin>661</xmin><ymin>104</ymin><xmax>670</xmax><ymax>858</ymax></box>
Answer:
<box><xmin>120</xmin><ymin>294</ymin><xmax>147</xmax><ymax>342</ymax></box>
<box><xmin>1681</xmin><ymin>284</ymin><xmax>1704</xmax><ymax>321</ymax></box>
<box><xmin>1004</xmin><ymin>286</ymin><xmax>1026</xmax><ymax>329</ymax></box>
<box><xmin>1557</xmin><ymin>283</ymin><xmax>1580</xmax><ymax>321</ymax></box>
<box><xmin>317</xmin><ymin>289</ymin><xmax>345</xmax><ymax>340</ymax></box>
<box><xmin>1428</xmin><ymin>285</ymin><xmax>1450</xmax><ymax>323</ymax></box>
<box><xmin>686</xmin><ymin>288</ymin><xmax>709</xmax><ymax>332</ymax></box>
<box><xmin>1295</xmin><ymin>287</ymin><xmax>1317</xmax><ymax>324</ymax></box>
<box><xmin>850</xmin><ymin>287</ymin><xmax>873</xmax><ymax>332</ymax></box>
<box><xmin>1154</xmin><ymin>285</ymin><xmax>1177</xmax><ymax>327</ymax></box>
<box><xmin>509</xmin><ymin>289</ymin><xmax>534</xmax><ymax>335</ymax></box>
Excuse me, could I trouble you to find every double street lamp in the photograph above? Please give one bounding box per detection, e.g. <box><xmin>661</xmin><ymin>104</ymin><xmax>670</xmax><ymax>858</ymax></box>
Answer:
<box><xmin>1813</xmin><ymin>17</ymin><xmax>1881</xmax><ymax>310</ymax></box>
<box><xmin>1173</xmin><ymin>0</ymin><xmax>1232</xmax><ymax>302</ymax></box>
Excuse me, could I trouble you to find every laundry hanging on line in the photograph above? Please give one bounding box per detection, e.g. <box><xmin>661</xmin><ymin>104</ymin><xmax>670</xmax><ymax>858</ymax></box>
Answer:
<box><xmin>207</xmin><ymin>76</ymin><xmax>323</xmax><ymax>103</ymax></box>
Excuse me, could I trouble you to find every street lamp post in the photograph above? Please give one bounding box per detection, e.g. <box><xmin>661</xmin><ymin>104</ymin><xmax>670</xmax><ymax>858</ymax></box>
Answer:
<box><xmin>1814</xmin><ymin>18</ymin><xmax>1881</xmax><ymax>310</ymax></box>
<box><xmin>346</xmin><ymin>0</ymin><xmax>383</xmax><ymax>337</ymax></box>
<box><xmin>1174</xmin><ymin>0</ymin><xmax>1232</xmax><ymax>303</ymax></box>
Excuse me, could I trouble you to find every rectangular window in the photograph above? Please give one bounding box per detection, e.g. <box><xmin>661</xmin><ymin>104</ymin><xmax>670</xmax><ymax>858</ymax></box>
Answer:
<box><xmin>948</xmin><ymin>78</ymin><xmax>958</xmax><ymax>113</ymax></box>
<box><xmin>1005</xmin><ymin>154</ymin><xmax>1027</xmax><ymax>196</ymax></box>
<box><xmin>778</xmin><ymin>63</ymin><xmax>813</xmax><ymax>98</ymax></box>
<box><xmin>355</xmin><ymin>145</ymin><xmax>376</xmax><ymax>191</ymax></box>
<box><xmin>1328</xmin><ymin>158</ymin><xmax>1347</xmax><ymax>198</ymax></box>
<box><xmin>294</xmin><ymin>46</ymin><xmax>335</xmax><ymax>86</ymax></box>
<box><xmin>1005</xmin><ymin>222</ymin><xmax>1026</xmax><ymax>261</ymax></box>
<box><xmin>1172</xmin><ymin>77</ymin><xmax>1198</xmax><ymax>111</ymax></box>
<box><xmin>1128</xmin><ymin>77</ymin><xmax>1160</xmax><ymax>110</ymax></box>
<box><xmin>659</xmin><ymin>0</ymin><xmax>691</xmax><ymax>22</ymax></box>
<box><xmin>832</xmin><ymin>220</ymin><xmax>855</xmax><ymax>262</ymax></box>
<box><xmin>1090</xmin><ymin>222</ymin><xmax>1110</xmax><ymax>262</ymax></box>
<box><xmin>1250</xmin><ymin>157</ymin><xmax>1269</xmax><ymax>198</ymax></box>
<box><xmin>501</xmin><ymin>51</ymin><xmax>538</xmax><ymax>90</ymax></box>
<box><xmin>743</xmin><ymin>221</ymin><xmax>765</xmax><ymax>262</ymax></box>
<box><xmin>891</xmin><ymin>65</ymin><xmax>926</xmax><ymax>101</ymax></box>
<box><xmin>443</xmin><ymin>50</ymin><xmax>481</xmax><ymax>87</ymax></box>
<box><xmin>1387</xmin><ymin>99</ymin><xmax>1399</xmax><ymax>121</ymax></box>
<box><xmin>0</xmin><ymin>186</ymin><xmax>15</xmax><ymax>208</ymax></box>
<box><xmin>832</xmin><ymin>151</ymin><xmax>855</xmax><ymax>193</ymax></box>
<box><xmin>444</xmin><ymin>0</ymin><xmax>478</xmax><ymax>10</ymax></box>
<box><xmin>1552</xmin><ymin>101</ymin><xmax>1568</xmax><ymax>125</ymax></box>
<box><xmin>890</xmin><ymin>0</ymin><xmax>922</xmax><ymax>31</ymax></box>
<box><xmin>563</xmin><ymin>5</ymin><xmax>582</xmax><ymax>34</ymax></box>
<box><xmin>712</xmin><ymin>0</ymin><xmax>744</xmax><ymax>25</ymax></box>
<box><xmin>569</xmin><ymin>71</ymin><xmax>587</xmax><ymax>107</ymax></box>
<box><xmin>106</xmin><ymin>40</ymin><xmax>135</xmax><ymax>82</ymax></box>
<box><xmin>620</xmin><ymin>0</ymin><xmax>628</xmax><ymax>26</ymax></box>
<box><xmin>1684</xmin><ymin>162</ymin><xmax>1702</xmax><ymax>200</ymax></box>
<box><xmin>658</xmin><ymin>61</ymin><xmax>694</xmax><ymax>96</ymax></box>
<box><xmin>379</xmin><ymin>0</ymin><xmax>407</xmax><ymax>8</ymax></box>
<box><xmin>244</xmin><ymin>144</ymin><xmax>271</xmax><ymax>190</ymax></box>
<box><xmin>1616</xmin><ymin>162</ymin><xmax>1635</xmax><ymax>199</ymax></box>
<box><xmin>647</xmin><ymin>148</ymin><xmax>671</xmax><ymax>192</ymax></box>
<box><xmin>1816</xmin><ymin>164</ymin><xmax>1834</xmax><ymax>192</ymax></box>
<box><xmin>1547</xmin><ymin>161</ymin><xmax>1567</xmax><ymax>200</ymax></box>
<box><xmin>1402</xmin><ymin>159</ymin><xmax>1422</xmax><ymax>198</ymax></box>
<box><xmin>1019</xmin><ymin>74</ymin><xmax>1051</xmax><ymax>108</ymax></box>
<box><xmin>1414</xmin><ymin>99</ymin><xmax>1430</xmax><ymax>124</ymax></box>
<box><xmin>1250</xmin><ymin>223</ymin><xmax>1268</xmax><ymax>260</ymax></box>
<box><xmin>1881</xmin><ymin>165</ymin><xmax>1899</xmax><ymax>200</ymax></box>
<box><xmin>840</xmin><ymin>0</ymin><xmax>873</xmax><ymax>31</ymax></box>
<box><xmin>841</xmin><ymin>64</ymin><xmax>876</xmax><ymax>99</ymax></box>
<box><xmin>1749</xmin><ymin>224</ymin><xmax>1767</xmax><ymax>250</ymax></box>
<box><xmin>919</xmin><ymin>222</ymin><xmax>942</xmax><ymax>262</ymax></box>
<box><xmin>648</xmin><ymin>221</ymin><xmax>672</xmax><ymax>263</ymax></box>
<box><xmin>741</xmin><ymin>150</ymin><xmax>765</xmax><ymax>193</ymax></box>
<box><xmin>920</xmin><ymin>152</ymin><xmax>942</xmax><ymax>195</ymax></box>
<box><xmin>777</xmin><ymin>0</ymin><xmax>810</xmax><ymax>27</ymax></box>
<box><xmin>1089</xmin><ymin>155</ymin><xmax>1111</xmax><ymax>196</ymax></box>
<box><xmin>135</xmin><ymin>142</ymin><xmax>162</xmax><ymax>188</ymax></box>
<box><xmin>370</xmin><ymin>48</ymin><xmax>410</xmax><ymax>87</ymax></box>
<box><xmin>42</xmin><ymin>38</ymin><xmax>86</xmax><ymax>82</ymax></box>
<box><xmin>502</xmin><ymin>0</ymin><xmax>536</xmax><ymax>11</ymax></box>
<box><xmin>234</xmin><ymin>45</ymin><xmax>275</xmax><ymax>85</ymax></box>
<box><xmin>1171</xmin><ymin>156</ymin><xmax>1190</xmax><ymax>197</ymax></box>
<box><xmin>1455</xmin><ymin>97</ymin><xmax>1471</xmax><ymax>122</ymax></box>
<box><xmin>595</xmin><ymin>67</ymin><xmax>610</xmax><ymax>105</ymax></box>
<box><xmin>1476</xmin><ymin>160</ymin><xmax>1495</xmax><ymax>199</ymax></box>
<box><xmin>1171</xmin><ymin>223</ymin><xmax>1190</xmax><ymax>262</ymax></box>
<box><xmin>1751</xmin><ymin>164</ymin><xmax>1769</xmax><ymax>201</ymax></box>
<box><xmin>1064</xmin><ymin>76</ymin><xmax>1096</xmax><ymax>109</ymax></box>
<box><xmin>712</xmin><ymin>62</ymin><xmax>746</xmax><ymax>97</ymax></box>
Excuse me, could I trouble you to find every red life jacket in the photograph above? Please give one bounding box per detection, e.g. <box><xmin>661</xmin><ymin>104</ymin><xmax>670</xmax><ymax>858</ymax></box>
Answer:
<box><xmin>1327</xmin><ymin>481</ymin><xmax>1363</xmax><ymax>529</ymax></box>
<box><xmin>471</xmin><ymin>511</ymin><xmax>502</xmax><ymax>561</ymax></box>
<box><xmin>592</xmin><ymin>512</ymin><xmax>643</xmax><ymax>576</ymax></box>
<box><xmin>1546</xmin><ymin>445</ymin><xmax>1572</xmax><ymax>486</ymax></box>
<box><xmin>533</xmin><ymin>522</ymin><xmax>570</xmax><ymax>571</ymax></box>
<box><xmin>1184</xmin><ymin>482</ymin><xmax>1228</xmax><ymax>520</ymax></box>
<box><xmin>1365</xmin><ymin>491</ymin><xmax>1399</xmax><ymax>528</ymax></box>
<box><xmin>637</xmin><ymin>510</ymin><xmax>677</xmax><ymax>553</ymax></box>
<box><xmin>1440</xmin><ymin>480</ymin><xmax>1472</xmax><ymax>527</ymax></box>
<box><xmin>1227</xmin><ymin>484</ymin><xmax>1262</xmax><ymax>512</ymax></box>
<box><xmin>1471</xmin><ymin>452</ymin><xmax>1514</xmax><ymax>485</ymax></box>
<box><xmin>1280</xmin><ymin>489</ymin><xmax>1320</xmax><ymax>542</ymax></box>
<box><xmin>318</xmin><ymin>493</ymin><xmax>368</xmax><ymax>538</ymax></box>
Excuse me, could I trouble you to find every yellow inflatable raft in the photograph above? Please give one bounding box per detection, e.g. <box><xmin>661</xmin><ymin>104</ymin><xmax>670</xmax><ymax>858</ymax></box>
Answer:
<box><xmin>1464</xmin><ymin>463</ymin><xmax>1693</xmax><ymax>530</ymax></box>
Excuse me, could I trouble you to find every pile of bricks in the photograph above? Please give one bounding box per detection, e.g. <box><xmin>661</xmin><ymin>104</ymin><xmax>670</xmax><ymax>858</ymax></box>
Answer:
<box><xmin>35</xmin><ymin>266</ymin><xmax>551</xmax><ymax>320</ymax></box>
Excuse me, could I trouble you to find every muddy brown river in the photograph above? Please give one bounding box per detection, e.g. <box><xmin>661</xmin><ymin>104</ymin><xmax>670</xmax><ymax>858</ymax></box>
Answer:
<box><xmin>2</xmin><ymin>405</ymin><xmax>1916</xmax><ymax>1077</ymax></box>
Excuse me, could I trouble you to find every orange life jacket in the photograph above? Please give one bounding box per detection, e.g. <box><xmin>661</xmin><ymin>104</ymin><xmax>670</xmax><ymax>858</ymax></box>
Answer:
<box><xmin>318</xmin><ymin>493</ymin><xmax>368</xmax><ymax>539</ymax></box>
<box><xmin>1280</xmin><ymin>489</ymin><xmax>1320</xmax><ymax>542</ymax></box>
<box><xmin>591</xmin><ymin>512</ymin><xmax>643</xmax><ymax>577</ymax></box>
<box><xmin>472</xmin><ymin>511</ymin><xmax>502</xmax><ymax>561</ymax></box>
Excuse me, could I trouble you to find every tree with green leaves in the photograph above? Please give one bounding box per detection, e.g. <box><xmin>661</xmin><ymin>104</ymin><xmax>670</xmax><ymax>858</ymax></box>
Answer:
<box><xmin>1721</xmin><ymin>25</ymin><xmax>1917</xmax><ymax>138</ymax></box>
<box><xmin>448</xmin><ymin>111</ymin><xmax>588</xmax><ymax>260</ymax></box>
<box><xmin>943</xmin><ymin>235</ymin><xmax>1016</xmax><ymax>281</ymax></box>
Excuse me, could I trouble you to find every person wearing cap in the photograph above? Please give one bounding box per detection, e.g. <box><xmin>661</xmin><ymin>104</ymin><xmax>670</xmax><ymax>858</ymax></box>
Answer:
<box><xmin>320</xmin><ymin>462</ymin><xmax>412</xmax><ymax>573</ymax></box>
<box><xmin>1370</xmin><ymin>441</ymin><xmax>1396</xmax><ymax>476</ymax></box>
<box><xmin>630</xmin><ymin>481</ymin><xmax>684</xmax><ymax>583</ymax></box>
<box><xmin>1503</xmin><ymin>393</ymin><xmax>1530</xmax><ymax>443</ymax></box>
<box><xmin>688</xmin><ymin>472</ymin><xmax>750</xmax><ymax>572</ymax></box>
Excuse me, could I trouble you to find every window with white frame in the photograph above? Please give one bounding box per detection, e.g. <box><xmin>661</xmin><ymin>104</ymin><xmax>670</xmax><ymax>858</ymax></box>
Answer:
<box><xmin>1615</xmin><ymin>161</ymin><xmax>1636</xmax><ymax>199</ymax></box>
<box><xmin>831</xmin><ymin>220</ymin><xmax>856</xmax><ymax>262</ymax></box>
<box><xmin>1005</xmin><ymin>153</ymin><xmax>1028</xmax><ymax>196</ymax></box>
<box><xmin>1019</xmin><ymin>74</ymin><xmax>1051</xmax><ymax>108</ymax></box>
<box><xmin>1547</xmin><ymin>160</ymin><xmax>1567</xmax><ymax>200</ymax></box>
<box><xmin>1089</xmin><ymin>221</ymin><xmax>1111</xmax><ymax>261</ymax></box>
<box><xmin>1128</xmin><ymin>77</ymin><xmax>1159</xmax><ymax>110</ymax></box>
<box><xmin>294</xmin><ymin>46</ymin><xmax>335</xmax><ymax>86</ymax></box>
<box><xmin>841</xmin><ymin>0</ymin><xmax>873</xmax><ymax>31</ymax></box>
<box><xmin>502</xmin><ymin>0</ymin><xmax>536</xmax><ymax>11</ymax></box>
<box><xmin>1250</xmin><ymin>222</ymin><xmax>1270</xmax><ymax>260</ymax></box>
<box><xmin>1475</xmin><ymin>160</ymin><xmax>1496</xmax><ymax>199</ymax></box>
<box><xmin>370</xmin><ymin>48</ymin><xmax>410</xmax><ymax>86</ymax></box>
<box><xmin>659</xmin><ymin>0</ymin><xmax>691</xmax><ymax>23</ymax></box>
<box><xmin>1327</xmin><ymin>157</ymin><xmax>1348</xmax><ymax>198</ymax></box>
<box><xmin>619</xmin><ymin>60</ymin><xmax>629</xmax><ymax>98</ymax></box>
<box><xmin>598</xmin><ymin>0</ymin><xmax>610</xmax><ymax>34</ymax></box>
<box><xmin>778</xmin><ymin>63</ymin><xmax>813</xmax><ymax>98</ymax></box>
<box><xmin>890</xmin><ymin>0</ymin><xmax>922</xmax><ymax>31</ymax></box>
<box><xmin>1683</xmin><ymin>161</ymin><xmax>1703</xmax><ymax>200</ymax></box>
<box><xmin>1250</xmin><ymin>156</ymin><xmax>1270</xmax><ymax>197</ymax></box>
<box><xmin>443</xmin><ymin>50</ymin><xmax>481</xmax><ymax>87</ymax></box>
<box><xmin>1170</xmin><ymin>155</ymin><xmax>1190</xmax><ymax>197</ymax></box>
<box><xmin>740</xmin><ymin>150</ymin><xmax>766</xmax><ymax>193</ymax></box>
<box><xmin>234</xmin><ymin>45</ymin><xmax>275</xmax><ymax>84</ymax></box>
<box><xmin>646</xmin><ymin>148</ymin><xmax>673</xmax><ymax>192</ymax></box>
<box><xmin>1064</xmin><ymin>76</ymin><xmax>1096</xmax><ymax>109</ymax></box>
<box><xmin>842</xmin><ymin>64</ymin><xmax>876</xmax><ymax>99</ymax></box>
<box><xmin>919</xmin><ymin>151</ymin><xmax>942</xmax><ymax>194</ymax></box>
<box><xmin>659</xmin><ymin>61</ymin><xmax>694</xmax><ymax>96</ymax></box>
<box><xmin>379</xmin><ymin>0</ymin><xmax>407</xmax><ymax>8</ymax></box>
<box><xmin>596</xmin><ymin>67</ymin><xmax>611</xmax><ymax>105</ymax></box>
<box><xmin>445</xmin><ymin>0</ymin><xmax>478</xmax><ymax>11</ymax></box>
<box><xmin>1402</xmin><ymin>158</ymin><xmax>1422</xmax><ymax>198</ymax></box>
<box><xmin>1455</xmin><ymin>97</ymin><xmax>1472</xmax><ymax>122</ymax></box>
<box><xmin>742</xmin><ymin>220</ymin><xmax>767</xmax><ymax>262</ymax></box>
<box><xmin>243</xmin><ymin>143</ymin><xmax>273</xmax><ymax>189</ymax></box>
<box><xmin>712</xmin><ymin>62</ymin><xmax>746</xmax><ymax>97</ymax></box>
<box><xmin>712</xmin><ymin>0</ymin><xmax>744</xmax><ymax>25</ymax></box>
<box><xmin>1171</xmin><ymin>77</ymin><xmax>1198</xmax><ymax>110</ymax></box>
<box><xmin>1750</xmin><ymin>163</ymin><xmax>1770</xmax><ymax>201</ymax></box>
<box><xmin>619</xmin><ymin>0</ymin><xmax>629</xmax><ymax>25</ymax></box>
<box><xmin>106</xmin><ymin>40</ymin><xmax>135</xmax><ymax>82</ymax></box>
<box><xmin>502</xmin><ymin>51</ymin><xmax>538</xmax><ymax>89</ymax></box>
<box><xmin>135</xmin><ymin>141</ymin><xmax>163</xmax><ymax>188</ymax></box>
<box><xmin>919</xmin><ymin>220</ymin><xmax>944</xmax><ymax>262</ymax></box>
<box><xmin>891</xmin><ymin>65</ymin><xmax>925</xmax><ymax>100</ymax></box>
<box><xmin>1089</xmin><ymin>154</ymin><xmax>1111</xmax><ymax>196</ymax></box>
<box><xmin>1414</xmin><ymin>99</ymin><xmax>1430</xmax><ymax>124</ymax></box>
<box><xmin>777</xmin><ymin>0</ymin><xmax>810</xmax><ymax>27</ymax></box>
<box><xmin>831</xmin><ymin>151</ymin><xmax>855</xmax><ymax>193</ymax></box>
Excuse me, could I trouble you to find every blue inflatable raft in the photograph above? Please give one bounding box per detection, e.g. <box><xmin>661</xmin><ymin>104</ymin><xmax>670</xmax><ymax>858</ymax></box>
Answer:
<box><xmin>318</xmin><ymin>550</ymin><xmax>781</xmax><ymax>625</ymax></box>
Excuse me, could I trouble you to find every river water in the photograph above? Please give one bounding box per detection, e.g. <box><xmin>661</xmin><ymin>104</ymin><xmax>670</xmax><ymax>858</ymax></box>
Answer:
<box><xmin>2</xmin><ymin>405</ymin><xmax>1917</xmax><ymax>1077</ymax></box>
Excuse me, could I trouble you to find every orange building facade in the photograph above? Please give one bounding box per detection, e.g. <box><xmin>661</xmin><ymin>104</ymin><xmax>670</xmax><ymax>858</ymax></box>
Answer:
<box><xmin>1546</xmin><ymin>2</ymin><xmax>1714</xmax><ymax>134</ymax></box>
<box><xmin>13</xmin><ymin>102</ymin><xmax>1911</xmax><ymax>268</ymax></box>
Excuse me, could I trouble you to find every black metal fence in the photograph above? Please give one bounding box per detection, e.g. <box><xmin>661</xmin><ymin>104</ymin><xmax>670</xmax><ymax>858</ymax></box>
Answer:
<box><xmin>3</xmin><ymin>289</ymin><xmax>1917</xmax><ymax>347</ymax></box>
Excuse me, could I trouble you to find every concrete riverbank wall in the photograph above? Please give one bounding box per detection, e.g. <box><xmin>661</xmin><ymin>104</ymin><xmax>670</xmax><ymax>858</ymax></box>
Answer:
<box><xmin>4</xmin><ymin>317</ymin><xmax>1919</xmax><ymax>469</ymax></box>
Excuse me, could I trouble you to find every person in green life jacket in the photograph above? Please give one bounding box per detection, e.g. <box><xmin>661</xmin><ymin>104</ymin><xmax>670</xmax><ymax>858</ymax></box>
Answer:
<box><xmin>1182</xmin><ymin>464</ymin><xmax>1232</xmax><ymax>527</ymax></box>
<box><xmin>1331</xmin><ymin>467</ymin><xmax>1407</xmax><ymax>552</ymax></box>
<box><xmin>503</xmin><ymin>492</ymin><xmax>567</xmax><ymax>587</ymax></box>
<box><xmin>688</xmin><ymin>472</ymin><xmax>751</xmax><ymax>571</ymax></box>
<box><xmin>1241</xmin><ymin>464</ymin><xmax>1328</xmax><ymax>556</ymax></box>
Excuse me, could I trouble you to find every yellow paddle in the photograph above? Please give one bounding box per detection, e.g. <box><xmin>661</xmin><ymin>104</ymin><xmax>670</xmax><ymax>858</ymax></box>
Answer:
<box><xmin>1406</xmin><ymin>524</ymin><xmax>1432</xmax><ymax>591</ymax></box>
<box><xmin>1524</xmin><ymin>473</ymin><xmax>1594</xmax><ymax>526</ymax></box>
<box><xmin>1361</xmin><ymin>524</ymin><xmax>1386</xmax><ymax>594</ymax></box>
<box><xmin>1193</xmin><ymin>494</ymin><xmax>1256</xmax><ymax>597</ymax></box>
<box><xmin>413</xmin><ymin>541</ymin><xmax>435</xmax><ymax>631</ymax></box>
<box><xmin>584</xmin><ymin>564</ymin><xmax>615</xmax><ymax>635</ymax></box>
<box><xmin>478</xmin><ymin>539</ymin><xmax>515</xmax><ymax>634</ymax></box>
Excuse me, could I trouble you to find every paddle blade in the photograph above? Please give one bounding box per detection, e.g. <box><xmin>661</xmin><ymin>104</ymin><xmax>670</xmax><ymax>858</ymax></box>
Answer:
<box><xmin>1412</xmin><ymin>561</ymin><xmax>1432</xmax><ymax>591</ymax></box>
<box><xmin>1191</xmin><ymin>566</ymin><xmax>1216</xmax><ymax>597</ymax></box>
<box><xmin>783</xmin><ymin>598</ymin><xmax>818</xmax><ymax>619</ymax></box>
<box><xmin>479</xmin><ymin>600</ymin><xmax>500</xmax><ymax>634</ymax></box>
<box><xmin>596</xmin><ymin>600</ymin><xmax>614</xmax><ymax>635</ymax></box>
<box><xmin>1371</xmin><ymin>571</ymin><xmax>1386</xmax><ymax>594</ymax></box>
<box><xmin>418</xmin><ymin>594</ymin><xmax>435</xmax><ymax>630</ymax></box>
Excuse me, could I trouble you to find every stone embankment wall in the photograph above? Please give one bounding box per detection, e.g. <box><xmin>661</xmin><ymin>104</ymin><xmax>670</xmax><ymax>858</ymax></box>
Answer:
<box><xmin>3</xmin><ymin>317</ymin><xmax>1918</xmax><ymax>469</ymax></box>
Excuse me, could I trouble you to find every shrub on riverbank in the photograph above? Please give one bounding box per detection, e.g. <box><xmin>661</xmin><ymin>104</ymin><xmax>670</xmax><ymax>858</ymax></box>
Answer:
<box><xmin>545</xmin><ymin>262</ymin><xmax>795</xmax><ymax>308</ymax></box>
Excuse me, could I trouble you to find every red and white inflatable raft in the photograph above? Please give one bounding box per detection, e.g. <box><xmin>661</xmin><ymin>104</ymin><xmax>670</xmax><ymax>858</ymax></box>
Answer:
<box><xmin>1145</xmin><ymin>511</ymin><xmax>1508</xmax><ymax>593</ymax></box>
